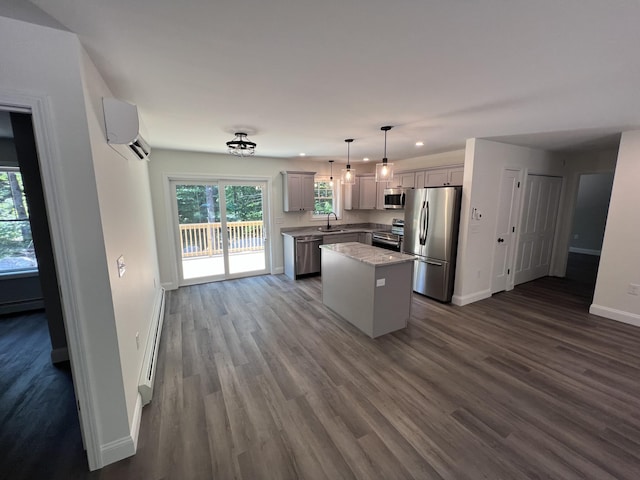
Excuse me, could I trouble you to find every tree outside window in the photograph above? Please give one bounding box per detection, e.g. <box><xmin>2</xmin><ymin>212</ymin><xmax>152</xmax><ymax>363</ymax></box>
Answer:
<box><xmin>0</xmin><ymin>168</ymin><xmax>37</xmax><ymax>273</ymax></box>
<box><xmin>313</xmin><ymin>177</ymin><xmax>339</xmax><ymax>217</ymax></box>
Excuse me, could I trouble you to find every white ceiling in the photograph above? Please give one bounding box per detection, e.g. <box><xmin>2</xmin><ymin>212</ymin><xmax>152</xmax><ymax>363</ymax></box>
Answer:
<box><xmin>28</xmin><ymin>0</ymin><xmax>640</xmax><ymax>163</ymax></box>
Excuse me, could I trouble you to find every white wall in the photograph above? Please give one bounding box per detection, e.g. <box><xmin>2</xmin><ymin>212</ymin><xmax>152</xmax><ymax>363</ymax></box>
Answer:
<box><xmin>80</xmin><ymin>50</ymin><xmax>161</xmax><ymax>434</ymax></box>
<box><xmin>453</xmin><ymin>139</ymin><xmax>566</xmax><ymax>305</ymax></box>
<box><xmin>591</xmin><ymin>131</ymin><xmax>640</xmax><ymax>327</ymax></box>
<box><xmin>0</xmin><ymin>13</ymin><xmax>158</xmax><ymax>469</ymax></box>
<box><xmin>148</xmin><ymin>149</ymin><xmax>370</xmax><ymax>288</ymax></box>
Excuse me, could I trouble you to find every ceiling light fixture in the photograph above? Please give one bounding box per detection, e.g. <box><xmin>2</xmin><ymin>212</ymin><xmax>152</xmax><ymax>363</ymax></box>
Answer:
<box><xmin>341</xmin><ymin>139</ymin><xmax>356</xmax><ymax>185</ymax></box>
<box><xmin>328</xmin><ymin>160</ymin><xmax>335</xmax><ymax>187</ymax></box>
<box><xmin>375</xmin><ymin>126</ymin><xmax>394</xmax><ymax>183</ymax></box>
<box><xmin>415</xmin><ymin>141</ymin><xmax>424</xmax><ymax>146</ymax></box>
<box><xmin>363</xmin><ymin>157</ymin><xmax>370</xmax><ymax>162</ymax></box>
<box><xmin>226</xmin><ymin>132</ymin><xmax>256</xmax><ymax>156</ymax></box>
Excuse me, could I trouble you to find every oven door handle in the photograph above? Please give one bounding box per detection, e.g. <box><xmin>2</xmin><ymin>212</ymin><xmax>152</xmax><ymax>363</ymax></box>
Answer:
<box><xmin>373</xmin><ymin>237</ymin><xmax>400</xmax><ymax>247</ymax></box>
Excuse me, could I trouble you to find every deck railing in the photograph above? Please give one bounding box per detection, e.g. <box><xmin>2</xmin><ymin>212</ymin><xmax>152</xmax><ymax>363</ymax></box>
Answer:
<box><xmin>179</xmin><ymin>221</ymin><xmax>264</xmax><ymax>258</ymax></box>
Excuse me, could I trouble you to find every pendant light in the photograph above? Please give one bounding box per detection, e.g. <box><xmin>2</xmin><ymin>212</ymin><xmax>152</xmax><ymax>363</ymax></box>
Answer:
<box><xmin>341</xmin><ymin>138</ymin><xmax>356</xmax><ymax>185</ymax></box>
<box><xmin>375</xmin><ymin>126</ymin><xmax>394</xmax><ymax>183</ymax></box>
<box><xmin>328</xmin><ymin>160</ymin><xmax>334</xmax><ymax>187</ymax></box>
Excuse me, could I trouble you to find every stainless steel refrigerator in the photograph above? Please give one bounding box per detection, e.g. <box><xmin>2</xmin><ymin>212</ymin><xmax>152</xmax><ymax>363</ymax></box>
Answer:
<box><xmin>404</xmin><ymin>186</ymin><xmax>462</xmax><ymax>302</ymax></box>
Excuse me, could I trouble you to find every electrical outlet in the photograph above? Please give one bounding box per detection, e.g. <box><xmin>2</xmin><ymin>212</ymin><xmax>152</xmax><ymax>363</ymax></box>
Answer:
<box><xmin>628</xmin><ymin>284</ymin><xmax>640</xmax><ymax>296</ymax></box>
<box><xmin>376</xmin><ymin>278</ymin><xmax>386</xmax><ymax>287</ymax></box>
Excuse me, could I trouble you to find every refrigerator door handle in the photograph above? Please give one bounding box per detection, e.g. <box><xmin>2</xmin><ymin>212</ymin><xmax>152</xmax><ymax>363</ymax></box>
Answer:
<box><xmin>425</xmin><ymin>201</ymin><xmax>429</xmax><ymax>241</ymax></box>
<box><xmin>425</xmin><ymin>260</ymin><xmax>443</xmax><ymax>266</ymax></box>
<box><xmin>418</xmin><ymin>201</ymin><xmax>426</xmax><ymax>244</ymax></box>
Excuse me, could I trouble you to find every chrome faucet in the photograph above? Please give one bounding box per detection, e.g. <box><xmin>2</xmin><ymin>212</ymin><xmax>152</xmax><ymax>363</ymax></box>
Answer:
<box><xmin>327</xmin><ymin>211</ymin><xmax>338</xmax><ymax>230</ymax></box>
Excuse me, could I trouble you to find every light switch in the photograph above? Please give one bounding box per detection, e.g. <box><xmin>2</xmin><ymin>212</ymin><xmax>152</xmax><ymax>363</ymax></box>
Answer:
<box><xmin>117</xmin><ymin>255</ymin><xmax>126</xmax><ymax>278</ymax></box>
<box><xmin>376</xmin><ymin>278</ymin><xmax>386</xmax><ymax>287</ymax></box>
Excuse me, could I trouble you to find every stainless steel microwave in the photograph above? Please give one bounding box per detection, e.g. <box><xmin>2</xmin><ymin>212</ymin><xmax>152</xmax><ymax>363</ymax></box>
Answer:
<box><xmin>383</xmin><ymin>188</ymin><xmax>408</xmax><ymax>209</ymax></box>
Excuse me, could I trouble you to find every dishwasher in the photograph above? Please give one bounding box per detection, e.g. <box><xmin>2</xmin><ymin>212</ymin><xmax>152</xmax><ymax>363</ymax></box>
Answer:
<box><xmin>295</xmin><ymin>236</ymin><xmax>323</xmax><ymax>276</ymax></box>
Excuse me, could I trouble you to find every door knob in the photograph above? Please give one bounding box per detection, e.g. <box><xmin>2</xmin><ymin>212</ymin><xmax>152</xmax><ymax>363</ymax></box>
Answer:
<box><xmin>497</xmin><ymin>238</ymin><xmax>504</xmax><ymax>243</ymax></box>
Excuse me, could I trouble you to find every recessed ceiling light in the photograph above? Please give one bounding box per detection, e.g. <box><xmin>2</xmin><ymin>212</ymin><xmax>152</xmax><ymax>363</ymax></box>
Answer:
<box><xmin>415</xmin><ymin>141</ymin><xmax>424</xmax><ymax>146</ymax></box>
<box><xmin>363</xmin><ymin>157</ymin><xmax>370</xmax><ymax>162</ymax></box>
<box><xmin>299</xmin><ymin>153</ymin><xmax>306</xmax><ymax>156</ymax></box>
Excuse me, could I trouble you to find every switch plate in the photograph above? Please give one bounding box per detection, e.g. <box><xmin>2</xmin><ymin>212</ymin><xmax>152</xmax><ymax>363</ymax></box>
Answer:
<box><xmin>117</xmin><ymin>255</ymin><xmax>126</xmax><ymax>278</ymax></box>
<box><xmin>376</xmin><ymin>278</ymin><xmax>386</xmax><ymax>287</ymax></box>
<box><xmin>628</xmin><ymin>283</ymin><xmax>640</xmax><ymax>296</ymax></box>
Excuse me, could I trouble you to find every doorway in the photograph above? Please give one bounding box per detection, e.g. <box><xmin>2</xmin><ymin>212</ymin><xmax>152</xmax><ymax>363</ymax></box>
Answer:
<box><xmin>0</xmin><ymin>109</ymin><xmax>86</xmax><ymax>474</ymax></box>
<box><xmin>172</xmin><ymin>179</ymin><xmax>270</xmax><ymax>285</ymax></box>
<box><xmin>566</xmin><ymin>172</ymin><xmax>615</xmax><ymax>301</ymax></box>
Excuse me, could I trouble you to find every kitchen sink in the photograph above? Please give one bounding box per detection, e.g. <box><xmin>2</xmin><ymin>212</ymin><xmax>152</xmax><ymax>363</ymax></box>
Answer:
<box><xmin>317</xmin><ymin>227</ymin><xmax>348</xmax><ymax>233</ymax></box>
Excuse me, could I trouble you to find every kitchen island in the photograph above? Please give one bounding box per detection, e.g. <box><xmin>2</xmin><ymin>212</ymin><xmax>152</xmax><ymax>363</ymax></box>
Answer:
<box><xmin>319</xmin><ymin>242</ymin><xmax>414</xmax><ymax>338</ymax></box>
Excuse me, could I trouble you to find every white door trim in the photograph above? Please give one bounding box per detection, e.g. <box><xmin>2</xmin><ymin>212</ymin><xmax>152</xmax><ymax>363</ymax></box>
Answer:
<box><xmin>0</xmin><ymin>93</ymin><xmax>100</xmax><ymax>469</ymax></box>
<box><xmin>491</xmin><ymin>167</ymin><xmax>523</xmax><ymax>294</ymax></box>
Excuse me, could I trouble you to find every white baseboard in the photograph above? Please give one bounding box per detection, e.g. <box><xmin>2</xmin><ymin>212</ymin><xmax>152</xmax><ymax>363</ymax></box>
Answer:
<box><xmin>272</xmin><ymin>266</ymin><xmax>284</xmax><ymax>275</ymax></box>
<box><xmin>569</xmin><ymin>247</ymin><xmax>601</xmax><ymax>256</ymax></box>
<box><xmin>98</xmin><ymin>394</ymin><xmax>142</xmax><ymax>467</ymax></box>
<box><xmin>589</xmin><ymin>304</ymin><xmax>640</xmax><ymax>328</ymax></box>
<box><xmin>100</xmin><ymin>433</ymin><xmax>136</xmax><ymax>468</ymax></box>
<box><xmin>50</xmin><ymin>347</ymin><xmax>69</xmax><ymax>364</ymax></box>
<box><xmin>131</xmin><ymin>393</ymin><xmax>143</xmax><ymax>450</ymax></box>
<box><xmin>452</xmin><ymin>289</ymin><xmax>492</xmax><ymax>306</ymax></box>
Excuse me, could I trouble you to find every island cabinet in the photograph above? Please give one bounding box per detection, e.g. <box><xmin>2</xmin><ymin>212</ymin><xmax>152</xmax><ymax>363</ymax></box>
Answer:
<box><xmin>320</xmin><ymin>242</ymin><xmax>414</xmax><ymax>338</ymax></box>
<box><xmin>282</xmin><ymin>171</ymin><xmax>316</xmax><ymax>212</ymax></box>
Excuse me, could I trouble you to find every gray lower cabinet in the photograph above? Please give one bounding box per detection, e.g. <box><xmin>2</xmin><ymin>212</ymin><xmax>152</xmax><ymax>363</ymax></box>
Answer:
<box><xmin>358</xmin><ymin>232</ymin><xmax>372</xmax><ymax>245</ymax></box>
<box><xmin>323</xmin><ymin>233</ymin><xmax>359</xmax><ymax>244</ymax></box>
<box><xmin>283</xmin><ymin>231</ymin><xmax>373</xmax><ymax>279</ymax></box>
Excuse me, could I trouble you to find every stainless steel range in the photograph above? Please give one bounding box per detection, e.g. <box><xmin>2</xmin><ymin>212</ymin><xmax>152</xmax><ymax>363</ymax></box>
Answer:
<box><xmin>372</xmin><ymin>218</ymin><xmax>404</xmax><ymax>252</ymax></box>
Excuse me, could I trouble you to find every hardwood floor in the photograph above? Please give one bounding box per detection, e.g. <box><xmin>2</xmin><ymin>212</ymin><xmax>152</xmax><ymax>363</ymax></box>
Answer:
<box><xmin>0</xmin><ymin>311</ymin><xmax>88</xmax><ymax>480</ymax></box>
<box><xmin>5</xmin><ymin>252</ymin><xmax>640</xmax><ymax>479</ymax></box>
<box><xmin>93</xmin><ymin>263</ymin><xmax>640</xmax><ymax>479</ymax></box>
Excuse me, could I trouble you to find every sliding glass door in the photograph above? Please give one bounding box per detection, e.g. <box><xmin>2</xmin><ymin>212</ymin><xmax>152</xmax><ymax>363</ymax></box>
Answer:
<box><xmin>172</xmin><ymin>179</ymin><xmax>268</xmax><ymax>285</ymax></box>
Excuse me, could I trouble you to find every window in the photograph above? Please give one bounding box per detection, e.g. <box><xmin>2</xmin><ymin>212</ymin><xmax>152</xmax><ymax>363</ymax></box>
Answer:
<box><xmin>312</xmin><ymin>177</ymin><xmax>340</xmax><ymax>219</ymax></box>
<box><xmin>0</xmin><ymin>168</ymin><xmax>37</xmax><ymax>274</ymax></box>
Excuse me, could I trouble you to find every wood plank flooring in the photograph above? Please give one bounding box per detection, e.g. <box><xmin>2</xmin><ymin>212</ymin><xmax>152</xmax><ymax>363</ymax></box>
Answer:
<box><xmin>93</xmin><ymin>266</ymin><xmax>640</xmax><ymax>480</ymax></box>
<box><xmin>0</xmin><ymin>311</ymin><xmax>88</xmax><ymax>479</ymax></box>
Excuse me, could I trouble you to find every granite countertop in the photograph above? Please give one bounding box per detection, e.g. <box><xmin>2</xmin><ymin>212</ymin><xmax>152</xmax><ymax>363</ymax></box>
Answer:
<box><xmin>282</xmin><ymin>225</ymin><xmax>386</xmax><ymax>238</ymax></box>
<box><xmin>320</xmin><ymin>242</ymin><xmax>415</xmax><ymax>266</ymax></box>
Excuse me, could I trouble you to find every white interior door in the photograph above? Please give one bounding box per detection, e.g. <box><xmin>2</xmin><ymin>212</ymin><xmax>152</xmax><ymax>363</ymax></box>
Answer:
<box><xmin>172</xmin><ymin>179</ymin><xmax>269</xmax><ymax>285</ymax></box>
<box><xmin>491</xmin><ymin>169</ymin><xmax>522</xmax><ymax>294</ymax></box>
<box><xmin>514</xmin><ymin>175</ymin><xmax>562</xmax><ymax>285</ymax></box>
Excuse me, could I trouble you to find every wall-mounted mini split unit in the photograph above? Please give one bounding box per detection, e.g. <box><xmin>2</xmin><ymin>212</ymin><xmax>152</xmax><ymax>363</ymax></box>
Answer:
<box><xmin>102</xmin><ymin>97</ymin><xmax>151</xmax><ymax>160</ymax></box>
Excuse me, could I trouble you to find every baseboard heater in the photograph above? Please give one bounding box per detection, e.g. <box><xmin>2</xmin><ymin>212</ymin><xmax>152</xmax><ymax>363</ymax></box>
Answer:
<box><xmin>138</xmin><ymin>287</ymin><xmax>166</xmax><ymax>406</ymax></box>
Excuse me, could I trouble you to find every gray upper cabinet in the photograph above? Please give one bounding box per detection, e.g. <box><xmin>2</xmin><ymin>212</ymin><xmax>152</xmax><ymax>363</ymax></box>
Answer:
<box><xmin>344</xmin><ymin>177</ymin><xmax>360</xmax><ymax>210</ymax></box>
<box><xmin>282</xmin><ymin>171</ymin><xmax>316</xmax><ymax>212</ymax></box>
<box><xmin>359</xmin><ymin>175</ymin><xmax>377</xmax><ymax>210</ymax></box>
<box><xmin>390</xmin><ymin>172</ymin><xmax>415</xmax><ymax>189</ymax></box>
<box><xmin>420</xmin><ymin>165</ymin><xmax>464</xmax><ymax>187</ymax></box>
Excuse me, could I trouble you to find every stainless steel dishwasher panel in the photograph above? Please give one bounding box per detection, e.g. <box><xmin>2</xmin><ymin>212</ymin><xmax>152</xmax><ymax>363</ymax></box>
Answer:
<box><xmin>295</xmin><ymin>236</ymin><xmax>322</xmax><ymax>276</ymax></box>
